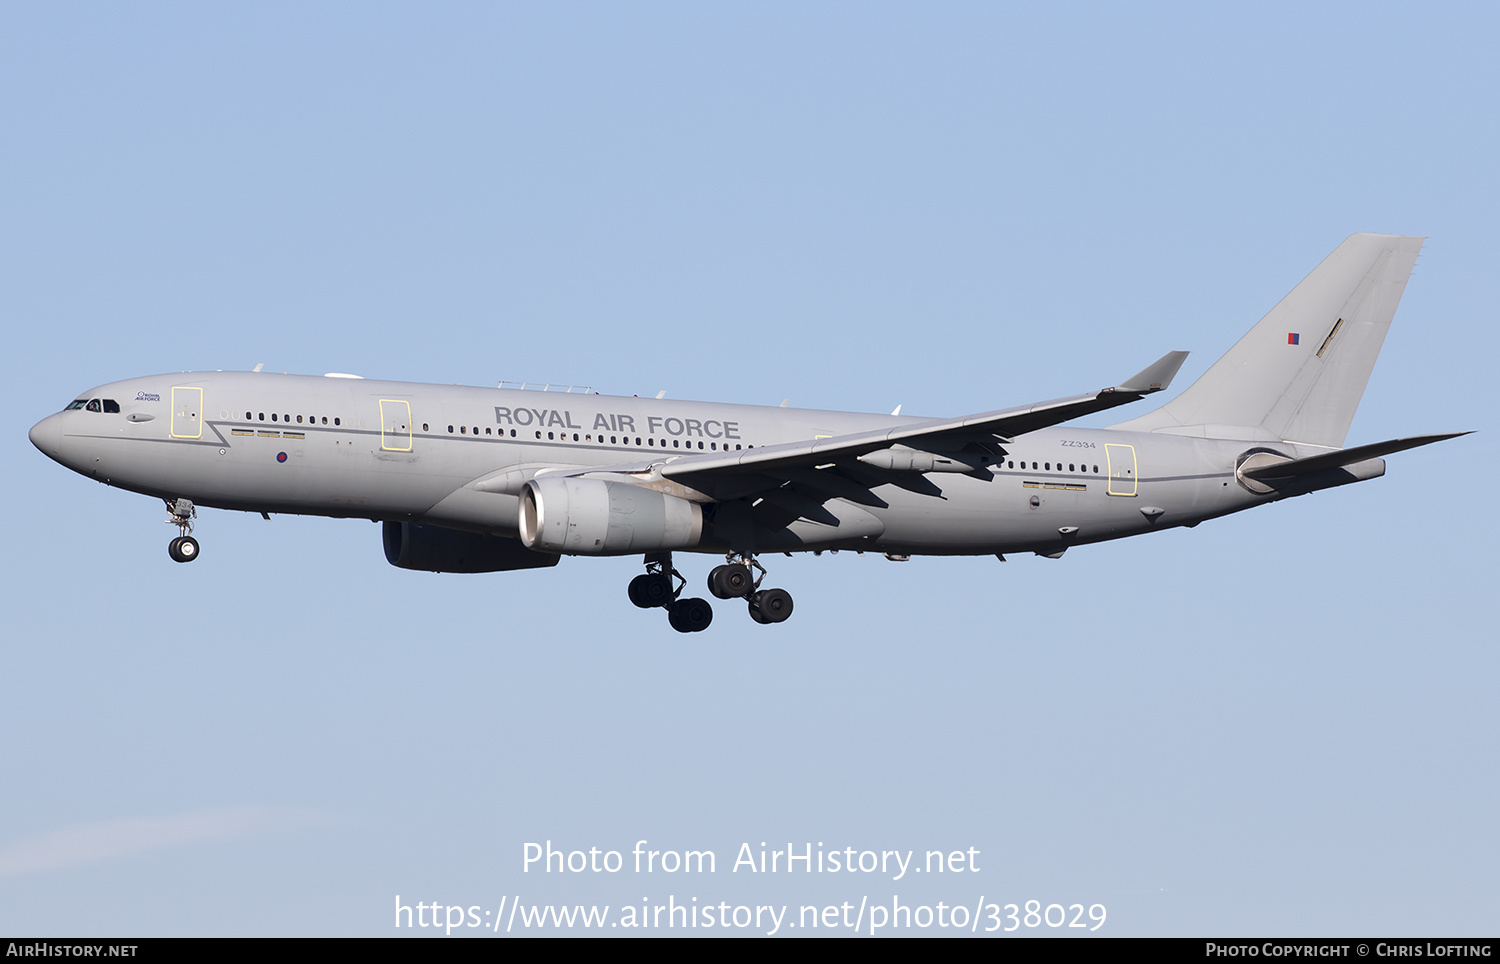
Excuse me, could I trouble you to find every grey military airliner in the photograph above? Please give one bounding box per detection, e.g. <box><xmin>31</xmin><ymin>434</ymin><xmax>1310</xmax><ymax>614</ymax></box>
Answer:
<box><xmin>30</xmin><ymin>234</ymin><xmax>1465</xmax><ymax>632</ymax></box>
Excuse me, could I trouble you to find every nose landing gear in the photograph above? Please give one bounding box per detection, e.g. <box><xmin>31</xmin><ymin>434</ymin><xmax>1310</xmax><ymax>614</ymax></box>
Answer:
<box><xmin>165</xmin><ymin>498</ymin><xmax>200</xmax><ymax>563</ymax></box>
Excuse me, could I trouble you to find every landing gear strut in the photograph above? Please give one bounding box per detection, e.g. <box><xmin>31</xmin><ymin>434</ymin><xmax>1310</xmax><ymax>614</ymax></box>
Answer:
<box><xmin>165</xmin><ymin>498</ymin><xmax>200</xmax><ymax>563</ymax></box>
<box><xmin>629</xmin><ymin>553</ymin><xmax>713</xmax><ymax>633</ymax></box>
<box><xmin>709</xmin><ymin>554</ymin><xmax>794</xmax><ymax>625</ymax></box>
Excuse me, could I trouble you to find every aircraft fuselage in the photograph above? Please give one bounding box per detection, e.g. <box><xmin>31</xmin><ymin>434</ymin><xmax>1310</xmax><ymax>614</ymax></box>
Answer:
<box><xmin>28</xmin><ymin>370</ymin><xmax>1372</xmax><ymax>559</ymax></box>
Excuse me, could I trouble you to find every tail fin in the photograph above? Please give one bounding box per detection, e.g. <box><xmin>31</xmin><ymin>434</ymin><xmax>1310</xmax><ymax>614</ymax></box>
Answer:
<box><xmin>1113</xmin><ymin>234</ymin><xmax>1424</xmax><ymax>447</ymax></box>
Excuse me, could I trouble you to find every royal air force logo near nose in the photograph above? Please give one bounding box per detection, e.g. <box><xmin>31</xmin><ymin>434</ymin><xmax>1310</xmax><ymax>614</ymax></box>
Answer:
<box><xmin>276</xmin><ymin>452</ymin><xmax>287</xmax><ymax>463</ymax></box>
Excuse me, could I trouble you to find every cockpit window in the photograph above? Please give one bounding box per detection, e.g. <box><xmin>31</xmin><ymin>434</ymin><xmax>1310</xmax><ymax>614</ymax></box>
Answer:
<box><xmin>85</xmin><ymin>399</ymin><xmax>102</xmax><ymax>412</ymax></box>
<box><xmin>102</xmin><ymin>399</ymin><xmax>120</xmax><ymax>413</ymax></box>
<box><xmin>65</xmin><ymin>400</ymin><xmax>88</xmax><ymax>411</ymax></box>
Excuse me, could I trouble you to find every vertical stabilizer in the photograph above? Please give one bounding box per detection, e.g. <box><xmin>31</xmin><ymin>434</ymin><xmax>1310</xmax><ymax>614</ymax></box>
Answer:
<box><xmin>1113</xmin><ymin>234</ymin><xmax>1423</xmax><ymax>447</ymax></box>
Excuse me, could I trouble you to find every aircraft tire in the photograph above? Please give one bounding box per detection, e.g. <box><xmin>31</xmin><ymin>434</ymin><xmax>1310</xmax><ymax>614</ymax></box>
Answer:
<box><xmin>628</xmin><ymin>574</ymin><xmax>654</xmax><ymax>609</ymax></box>
<box><xmin>709</xmin><ymin>563</ymin><xmax>752</xmax><ymax>599</ymax></box>
<box><xmin>670</xmin><ymin>597</ymin><xmax>713</xmax><ymax>633</ymax></box>
<box><xmin>642</xmin><ymin>573</ymin><xmax>673</xmax><ymax>608</ymax></box>
<box><xmin>169</xmin><ymin>536</ymin><xmax>200</xmax><ymax>563</ymax></box>
<box><xmin>750</xmin><ymin>588</ymin><xmax>792</xmax><ymax>623</ymax></box>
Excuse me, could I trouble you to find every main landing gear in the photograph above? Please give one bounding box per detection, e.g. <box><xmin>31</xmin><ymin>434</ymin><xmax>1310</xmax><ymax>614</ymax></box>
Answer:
<box><xmin>708</xmin><ymin>555</ymin><xmax>794</xmax><ymax>625</ymax></box>
<box><xmin>165</xmin><ymin>498</ymin><xmax>200</xmax><ymax>563</ymax></box>
<box><xmin>627</xmin><ymin>553</ymin><xmax>795</xmax><ymax>633</ymax></box>
<box><xmin>629</xmin><ymin>553</ymin><xmax>713</xmax><ymax>634</ymax></box>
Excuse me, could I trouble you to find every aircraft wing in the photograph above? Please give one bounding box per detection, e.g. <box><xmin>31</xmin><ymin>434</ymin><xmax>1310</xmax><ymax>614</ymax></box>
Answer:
<box><xmin>546</xmin><ymin>351</ymin><xmax>1189</xmax><ymax>496</ymax></box>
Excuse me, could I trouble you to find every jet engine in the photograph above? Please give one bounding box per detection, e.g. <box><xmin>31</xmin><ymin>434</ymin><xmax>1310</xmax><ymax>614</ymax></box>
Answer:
<box><xmin>383</xmin><ymin>521</ymin><xmax>560</xmax><ymax>573</ymax></box>
<box><xmin>519</xmin><ymin>478</ymin><xmax>702</xmax><ymax>555</ymax></box>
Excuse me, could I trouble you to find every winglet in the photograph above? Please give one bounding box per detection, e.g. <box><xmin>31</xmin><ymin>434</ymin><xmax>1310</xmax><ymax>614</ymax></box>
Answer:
<box><xmin>1115</xmin><ymin>351</ymin><xmax>1190</xmax><ymax>395</ymax></box>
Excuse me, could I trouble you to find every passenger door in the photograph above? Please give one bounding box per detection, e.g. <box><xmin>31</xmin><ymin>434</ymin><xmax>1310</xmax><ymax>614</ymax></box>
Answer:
<box><xmin>1105</xmin><ymin>443</ymin><xmax>1137</xmax><ymax>496</ymax></box>
<box><xmin>170</xmin><ymin>387</ymin><xmax>203</xmax><ymax>439</ymax></box>
<box><xmin>379</xmin><ymin>399</ymin><xmax>413</xmax><ymax>452</ymax></box>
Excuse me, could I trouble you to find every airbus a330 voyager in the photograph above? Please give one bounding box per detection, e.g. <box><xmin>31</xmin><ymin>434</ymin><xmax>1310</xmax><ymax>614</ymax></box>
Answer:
<box><xmin>30</xmin><ymin>234</ymin><xmax>1466</xmax><ymax>632</ymax></box>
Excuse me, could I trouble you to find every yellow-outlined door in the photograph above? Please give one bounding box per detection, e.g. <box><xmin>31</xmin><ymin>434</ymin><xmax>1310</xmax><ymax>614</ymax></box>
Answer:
<box><xmin>1105</xmin><ymin>443</ymin><xmax>1137</xmax><ymax>496</ymax></box>
<box><xmin>170</xmin><ymin>387</ymin><xmax>203</xmax><ymax>439</ymax></box>
<box><xmin>380</xmin><ymin>399</ymin><xmax>413</xmax><ymax>452</ymax></box>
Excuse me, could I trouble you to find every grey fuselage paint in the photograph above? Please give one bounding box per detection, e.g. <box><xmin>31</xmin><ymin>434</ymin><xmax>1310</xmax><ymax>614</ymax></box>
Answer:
<box><xmin>28</xmin><ymin>371</ymin><xmax>1379</xmax><ymax>559</ymax></box>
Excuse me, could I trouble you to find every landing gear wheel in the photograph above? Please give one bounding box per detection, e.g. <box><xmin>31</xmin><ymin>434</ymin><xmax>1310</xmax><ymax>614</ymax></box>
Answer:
<box><xmin>643</xmin><ymin>572</ymin><xmax>673</xmax><ymax>607</ymax></box>
<box><xmin>668</xmin><ymin>597</ymin><xmax>714</xmax><ymax>633</ymax></box>
<box><xmin>628</xmin><ymin>574</ymin><xmax>653</xmax><ymax>608</ymax></box>
<box><xmin>708</xmin><ymin>563</ymin><xmax>753</xmax><ymax>599</ymax></box>
<box><xmin>628</xmin><ymin>572</ymin><xmax>674</xmax><ymax>608</ymax></box>
<box><xmin>168</xmin><ymin>535</ymin><xmax>200</xmax><ymax>563</ymax></box>
<box><xmin>164</xmin><ymin>499</ymin><xmax>198</xmax><ymax>563</ymax></box>
<box><xmin>748</xmin><ymin>588</ymin><xmax>793</xmax><ymax>623</ymax></box>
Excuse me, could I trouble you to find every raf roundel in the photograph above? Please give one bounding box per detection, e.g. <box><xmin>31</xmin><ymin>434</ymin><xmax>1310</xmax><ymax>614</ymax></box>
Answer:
<box><xmin>276</xmin><ymin>451</ymin><xmax>287</xmax><ymax>463</ymax></box>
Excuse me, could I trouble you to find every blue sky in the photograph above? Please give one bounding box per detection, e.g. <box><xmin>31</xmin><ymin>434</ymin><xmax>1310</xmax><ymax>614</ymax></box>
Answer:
<box><xmin>3</xmin><ymin>2</ymin><xmax>1496</xmax><ymax>936</ymax></box>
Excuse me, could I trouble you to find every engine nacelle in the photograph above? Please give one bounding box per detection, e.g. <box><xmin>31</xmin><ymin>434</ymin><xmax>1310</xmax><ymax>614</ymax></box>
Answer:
<box><xmin>383</xmin><ymin>521</ymin><xmax>560</xmax><ymax>573</ymax></box>
<box><xmin>518</xmin><ymin>478</ymin><xmax>703</xmax><ymax>555</ymax></box>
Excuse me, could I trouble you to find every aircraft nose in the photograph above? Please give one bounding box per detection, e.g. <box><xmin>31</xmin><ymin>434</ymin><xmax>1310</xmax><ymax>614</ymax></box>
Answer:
<box><xmin>29</xmin><ymin>413</ymin><xmax>64</xmax><ymax>462</ymax></box>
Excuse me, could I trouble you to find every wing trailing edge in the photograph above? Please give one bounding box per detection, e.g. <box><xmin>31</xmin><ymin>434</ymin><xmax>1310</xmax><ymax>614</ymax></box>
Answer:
<box><xmin>657</xmin><ymin>350</ymin><xmax>1191</xmax><ymax>486</ymax></box>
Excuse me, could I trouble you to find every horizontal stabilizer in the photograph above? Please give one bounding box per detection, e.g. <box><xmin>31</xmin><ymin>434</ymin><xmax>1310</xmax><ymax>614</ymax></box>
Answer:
<box><xmin>1240</xmin><ymin>432</ymin><xmax>1471</xmax><ymax>481</ymax></box>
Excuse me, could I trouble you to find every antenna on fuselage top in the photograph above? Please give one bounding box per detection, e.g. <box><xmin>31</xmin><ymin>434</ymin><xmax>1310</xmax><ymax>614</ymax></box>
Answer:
<box><xmin>252</xmin><ymin>363</ymin><xmax>264</xmax><ymax>372</ymax></box>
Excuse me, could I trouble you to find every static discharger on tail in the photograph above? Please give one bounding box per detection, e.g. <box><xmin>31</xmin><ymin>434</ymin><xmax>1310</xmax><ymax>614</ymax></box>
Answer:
<box><xmin>29</xmin><ymin>234</ymin><xmax>1469</xmax><ymax>633</ymax></box>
